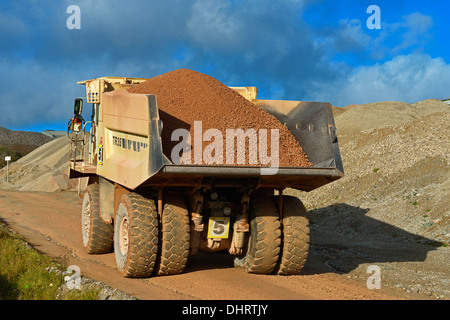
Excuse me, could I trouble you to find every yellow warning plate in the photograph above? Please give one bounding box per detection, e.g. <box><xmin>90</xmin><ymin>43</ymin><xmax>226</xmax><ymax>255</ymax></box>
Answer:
<box><xmin>207</xmin><ymin>217</ymin><xmax>230</xmax><ymax>239</ymax></box>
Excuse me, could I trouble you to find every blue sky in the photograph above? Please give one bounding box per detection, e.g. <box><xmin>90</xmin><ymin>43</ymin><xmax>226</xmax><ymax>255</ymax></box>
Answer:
<box><xmin>0</xmin><ymin>0</ymin><xmax>449</xmax><ymax>132</ymax></box>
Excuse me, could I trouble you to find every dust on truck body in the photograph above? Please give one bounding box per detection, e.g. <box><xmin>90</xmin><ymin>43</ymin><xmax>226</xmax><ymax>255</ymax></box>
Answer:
<box><xmin>68</xmin><ymin>76</ymin><xmax>344</xmax><ymax>277</ymax></box>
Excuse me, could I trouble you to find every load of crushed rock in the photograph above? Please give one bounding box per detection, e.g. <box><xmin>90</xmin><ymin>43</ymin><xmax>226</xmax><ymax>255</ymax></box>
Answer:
<box><xmin>128</xmin><ymin>69</ymin><xmax>312</xmax><ymax>167</ymax></box>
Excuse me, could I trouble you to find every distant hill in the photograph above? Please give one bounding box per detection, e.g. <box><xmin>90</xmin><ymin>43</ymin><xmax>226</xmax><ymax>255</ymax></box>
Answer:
<box><xmin>0</xmin><ymin>126</ymin><xmax>52</xmax><ymax>147</ymax></box>
<box><xmin>0</xmin><ymin>126</ymin><xmax>53</xmax><ymax>169</ymax></box>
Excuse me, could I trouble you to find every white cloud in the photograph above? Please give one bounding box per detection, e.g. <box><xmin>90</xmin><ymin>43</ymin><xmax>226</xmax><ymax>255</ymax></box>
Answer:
<box><xmin>393</xmin><ymin>12</ymin><xmax>433</xmax><ymax>52</ymax></box>
<box><xmin>314</xmin><ymin>19</ymin><xmax>371</xmax><ymax>54</ymax></box>
<box><xmin>309</xmin><ymin>54</ymin><xmax>450</xmax><ymax>106</ymax></box>
<box><xmin>187</xmin><ymin>1</ymin><xmax>245</xmax><ymax>51</ymax></box>
<box><xmin>367</xmin><ymin>12</ymin><xmax>434</xmax><ymax>59</ymax></box>
<box><xmin>314</xmin><ymin>12</ymin><xmax>434</xmax><ymax>60</ymax></box>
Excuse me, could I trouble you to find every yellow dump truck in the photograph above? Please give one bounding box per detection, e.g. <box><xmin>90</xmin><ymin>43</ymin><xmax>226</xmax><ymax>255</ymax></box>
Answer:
<box><xmin>68</xmin><ymin>76</ymin><xmax>344</xmax><ymax>278</ymax></box>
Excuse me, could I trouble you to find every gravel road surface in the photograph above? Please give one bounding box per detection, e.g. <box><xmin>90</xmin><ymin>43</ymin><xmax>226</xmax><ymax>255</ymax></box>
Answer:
<box><xmin>0</xmin><ymin>189</ymin><xmax>434</xmax><ymax>300</ymax></box>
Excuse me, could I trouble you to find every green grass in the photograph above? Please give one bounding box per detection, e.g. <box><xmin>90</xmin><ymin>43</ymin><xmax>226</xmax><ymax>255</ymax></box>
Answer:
<box><xmin>0</xmin><ymin>223</ymin><xmax>99</xmax><ymax>300</ymax></box>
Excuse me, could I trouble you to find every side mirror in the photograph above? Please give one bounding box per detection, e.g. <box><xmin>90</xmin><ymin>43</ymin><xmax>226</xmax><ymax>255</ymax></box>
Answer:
<box><xmin>74</xmin><ymin>98</ymin><xmax>83</xmax><ymax>116</ymax></box>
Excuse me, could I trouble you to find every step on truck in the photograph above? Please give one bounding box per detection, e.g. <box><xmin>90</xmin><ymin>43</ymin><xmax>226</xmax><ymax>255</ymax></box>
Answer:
<box><xmin>67</xmin><ymin>76</ymin><xmax>344</xmax><ymax>277</ymax></box>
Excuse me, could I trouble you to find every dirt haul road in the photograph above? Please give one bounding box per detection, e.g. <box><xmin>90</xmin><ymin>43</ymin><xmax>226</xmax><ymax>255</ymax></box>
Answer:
<box><xmin>0</xmin><ymin>189</ymin><xmax>408</xmax><ymax>300</ymax></box>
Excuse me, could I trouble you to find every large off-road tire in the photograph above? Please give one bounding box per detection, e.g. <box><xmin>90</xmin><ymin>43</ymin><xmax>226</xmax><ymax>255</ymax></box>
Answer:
<box><xmin>81</xmin><ymin>183</ymin><xmax>113</xmax><ymax>254</ymax></box>
<box><xmin>274</xmin><ymin>195</ymin><xmax>309</xmax><ymax>275</ymax></box>
<box><xmin>154</xmin><ymin>194</ymin><xmax>190</xmax><ymax>276</ymax></box>
<box><xmin>114</xmin><ymin>193</ymin><xmax>159</xmax><ymax>278</ymax></box>
<box><xmin>234</xmin><ymin>196</ymin><xmax>281</xmax><ymax>274</ymax></box>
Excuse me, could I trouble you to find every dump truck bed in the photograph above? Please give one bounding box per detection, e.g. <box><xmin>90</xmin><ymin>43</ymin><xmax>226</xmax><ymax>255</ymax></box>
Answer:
<box><xmin>139</xmin><ymin>99</ymin><xmax>344</xmax><ymax>191</ymax></box>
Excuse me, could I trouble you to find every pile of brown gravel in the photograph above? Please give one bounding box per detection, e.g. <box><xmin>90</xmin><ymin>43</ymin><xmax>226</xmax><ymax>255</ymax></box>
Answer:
<box><xmin>128</xmin><ymin>69</ymin><xmax>311</xmax><ymax>167</ymax></box>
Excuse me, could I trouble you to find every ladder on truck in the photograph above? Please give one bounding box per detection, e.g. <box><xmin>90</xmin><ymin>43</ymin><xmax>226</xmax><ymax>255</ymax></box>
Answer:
<box><xmin>68</xmin><ymin>118</ymin><xmax>96</xmax><ymax>175</ymax></box>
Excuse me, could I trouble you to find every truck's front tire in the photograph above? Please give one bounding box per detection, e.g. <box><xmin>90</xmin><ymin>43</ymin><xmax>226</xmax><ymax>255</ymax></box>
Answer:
<box><xmin>234</xmin><ymin>196</ymin><xmax>281</xmax><ymax>274</ymax></box>
<box><xmin>81</xmin><ymin>183</ymin><xmax>113</xmax><ymax>254</ymax></box>
<box><xmin>114</xmin><ymin>193</ymin><xmax>159</xmax><ymax>278</ymax></box>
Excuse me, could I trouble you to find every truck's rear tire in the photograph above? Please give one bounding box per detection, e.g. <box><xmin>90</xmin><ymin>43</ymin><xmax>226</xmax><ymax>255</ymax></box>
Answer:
<box><xmin>81</xmin><ymin>183</ymin><xmax>113</xmax><ymax>254</ymax></box>
<box><xmin>114</xmin><ymin>193</ymin><xmax>159</xmax><ymax>278</ymax></box>
<box><xmin>154</xmin><ymin>194</ymin><xmax>190</xmax><ymax>276</ymax></box>
<box><xmin>274</xmin><ymin>196</ymin><xmax>309</xmax><ymax>275</ymax></box>
<box><xmin>234</xmin><ymin>197</ymin><xmax>281</xmax><ymax>274</ymax></box>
